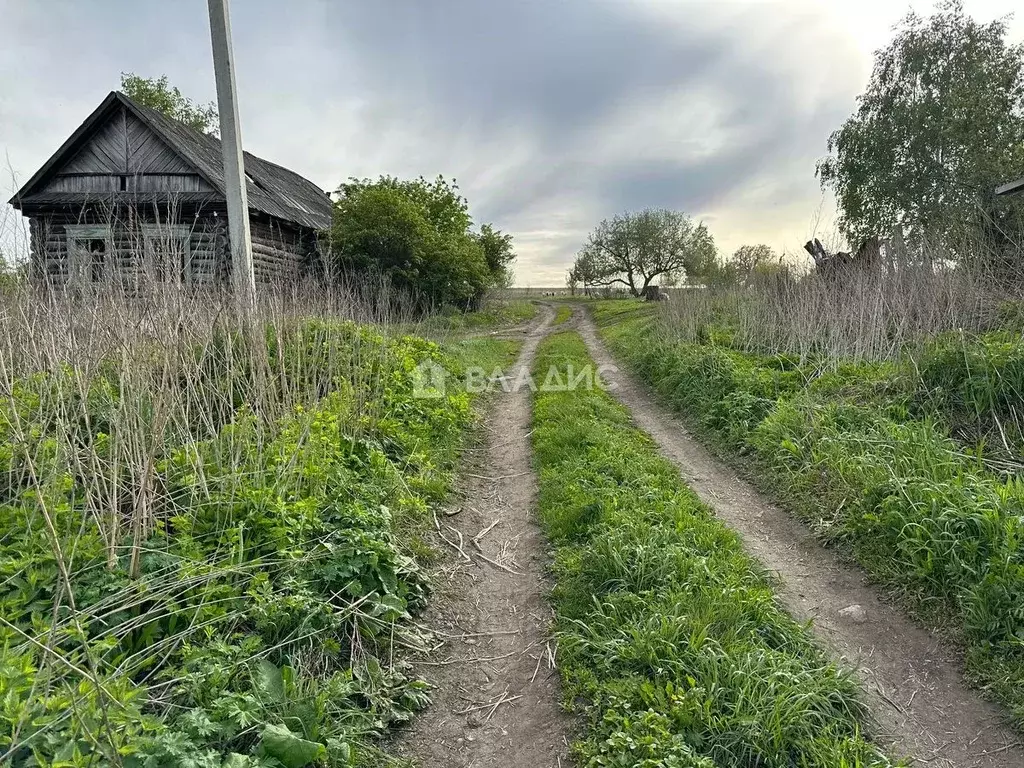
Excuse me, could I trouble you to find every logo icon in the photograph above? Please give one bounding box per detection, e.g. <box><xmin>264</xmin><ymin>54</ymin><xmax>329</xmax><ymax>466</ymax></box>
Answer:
<box><xmin>412</xmin><ymin>359</ymin><xmax>448</xmax><ymax>399</ymax></box>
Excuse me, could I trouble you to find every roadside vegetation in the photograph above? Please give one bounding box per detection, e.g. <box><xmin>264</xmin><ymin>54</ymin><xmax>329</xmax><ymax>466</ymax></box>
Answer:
<box><xmin>329</xmin><ymin>176</ymin><xmax>515</xmax><ymax>310</ymax></box>
<box><xmin>531</xmin><ymin>330</ymin><xmax>897</xmax><ymax>767</ymax></box>
<box><xmin>0</xmin><ymin>284</ymin><xmax>520</xmax><ymax>767</ymax></box>
<box><xmin>421</xmin><ymin>299</ymin><xmax>537</xmax><ymax>336</ymax></box>
<box><xmin>562</xmin><ymin>2</ymin><xmax>1024</xmax><ymax>726</ymax></box>
<box><xmin>590</xmin><ymin>289</ymin><xmax>1024</xmax><ymax>724</ymax></box>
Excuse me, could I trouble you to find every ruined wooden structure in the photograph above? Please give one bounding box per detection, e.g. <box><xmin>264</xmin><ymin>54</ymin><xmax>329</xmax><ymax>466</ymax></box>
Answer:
<box><xmin>803</xmin><ymin>237</ymin><xmax>883</xmax><ymax>279</ymax></box>
<box><xmin>9</xmin><ymin>91</ymin><xmax>334</xmax><ymax>287</ymax></box>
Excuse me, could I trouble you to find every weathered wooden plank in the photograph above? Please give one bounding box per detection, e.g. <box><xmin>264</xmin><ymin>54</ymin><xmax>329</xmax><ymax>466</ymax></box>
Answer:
<box><xmin>133</xmin><ymin>175</ymin><xmax>207</xmax><ymax>193</ymax></box>
<box><xmin>126</xmin><ymin>110</ymin><xmax>193</xmax><ymax>174</ymax></box>
<box><xmin>131</xmin><ymin>134</ymin><xmax>193</xmax><ymax>174</ymax></box>
<box><xmin>61</xmin><ymin>108</ymin><xmax>128</xmax><ymax>174</ymax></box>
<box><xmin>40</xmin><ymin>175</ymin><xmax>119</xmax><ymax>193</ymax></box>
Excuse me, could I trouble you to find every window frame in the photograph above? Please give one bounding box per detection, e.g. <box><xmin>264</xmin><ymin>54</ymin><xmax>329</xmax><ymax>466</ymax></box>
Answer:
<box><xmin>65</xmin><ymin>224</ymin><xmax>112</xmax><ymax>287</ymax></box>
<box><xmin>141</xmin><ymin>224</ymin><xmax>193</xmax><ymax>286</ymax></box>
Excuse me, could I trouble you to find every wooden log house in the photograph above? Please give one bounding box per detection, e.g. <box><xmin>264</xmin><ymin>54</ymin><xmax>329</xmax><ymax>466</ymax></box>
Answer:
<box><xmin>8</xmin><ymin>91</ymin><xmax>334</xmax><ymax>287</ymax></box>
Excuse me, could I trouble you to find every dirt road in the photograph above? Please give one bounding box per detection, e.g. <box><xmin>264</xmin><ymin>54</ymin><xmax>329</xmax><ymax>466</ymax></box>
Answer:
<box><xmin>572</xmin><ymin>305</ymin><xmax>1023</xmax><ymax>768</ymax></box>
<box><xmin>396</xmin><ymin>304</ymin><xmax>573</xmax><ymax>767</ymax></box>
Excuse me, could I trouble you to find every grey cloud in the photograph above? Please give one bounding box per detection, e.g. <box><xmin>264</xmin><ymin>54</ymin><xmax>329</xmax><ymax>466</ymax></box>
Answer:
<box><xmin>322</xmin><ymin>0</ymin><xmax>726</xmax><ymax>140</ymax></box>
<box><xmin>1</xmin><ymin>0</ymin><xmax>865</xmax><ymax>284</ymax></box>
<box><xmin>304</xmin><ymin>1</ymin><xmax>854</xmax><ymax>273</ymax></box>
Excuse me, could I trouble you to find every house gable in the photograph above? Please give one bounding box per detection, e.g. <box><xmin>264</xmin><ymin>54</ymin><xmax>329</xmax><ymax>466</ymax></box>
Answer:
<box><xmin>11</xmin><ymin>93</ymin><xmax>218</xmax><ymax>204</ymax></box>
<box><xmin>36</xmin><ymin>104</ymin><xmax>215</xmax><ymax>195</ymax></box>
<box><xmin>58</xmin><ymin>104</ymin><xmax>196</xmax><ymax>176</ymax></box>
<box><xmin>10</xmin><ymin>91</ymin><xmax>332</xmax><ymax>230</ymax></box>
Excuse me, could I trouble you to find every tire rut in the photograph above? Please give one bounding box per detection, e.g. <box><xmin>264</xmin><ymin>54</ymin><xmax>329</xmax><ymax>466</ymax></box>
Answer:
<box><xmin>573</xmin><ymin>304</ymin><xmax>1023</xmax><ymax>768</ymax></box>
<box><xmin>396</xmin><ymin>303</ymin><xmax>573</xmax><ymax>767</ymax></box>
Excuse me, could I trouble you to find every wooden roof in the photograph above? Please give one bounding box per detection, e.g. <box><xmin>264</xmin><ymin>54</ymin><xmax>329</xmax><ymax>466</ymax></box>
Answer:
<box><xmin>10</xmin><ymin>91</ymin><xmax>334</xmax><ymax>231</ymax></box>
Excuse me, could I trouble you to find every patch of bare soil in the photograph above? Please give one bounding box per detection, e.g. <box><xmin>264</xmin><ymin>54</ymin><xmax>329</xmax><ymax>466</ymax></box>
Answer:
<box><xmin>395</xmin><ymin>304</ymin><xmax>573</xmax><ymax>767</ymax></box>
<box><xmin>463</xmin><ymin>319</ymin><xmax>537</xmax><ymax>341</ymax></box>
<box><xmin>573</xmin><ymin>305</ymin><xmax>1024</xmax><ymax>768</ymax></box>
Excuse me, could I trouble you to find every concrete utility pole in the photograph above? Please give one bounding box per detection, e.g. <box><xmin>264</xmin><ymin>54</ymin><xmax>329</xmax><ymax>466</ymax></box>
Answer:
<box><xmin>208</xmin><ymin>0</ymin><xmax>256</xmax><ymax>307</ymax></box>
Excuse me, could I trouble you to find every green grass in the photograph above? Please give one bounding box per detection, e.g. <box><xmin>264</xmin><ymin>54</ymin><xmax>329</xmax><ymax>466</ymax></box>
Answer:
<box><xmin>0</xmin><ymin>321</ymin><xmax>509</xmax><ymax>768</ymax></box>
<box><xmin>589</xmin><ymin>300</ymin><xmax>1024</xmax><ymax>726</ymax></box>
<box><xmin>531</xmin><ymin>330</ymin><xmax>897</xmax><ymax>767</ymax></box>
<box><xmin>916</xmin><ymin>330</ymin><xmax>1024</xmax><ymax>461</ymax></box>
<box><xmin>448</xmin><ymin>337</ymin><xmax>521</xmax><ymax>374</ymax></box>
<box><xmin>553</xmin><ymin>306</ymin><xmax>572</xmax><ymax>325</ymax></box>
<box><xmin>421</xmin><ymin>299</ymin><xmax>537</xmax><ymax>336</ymax></box>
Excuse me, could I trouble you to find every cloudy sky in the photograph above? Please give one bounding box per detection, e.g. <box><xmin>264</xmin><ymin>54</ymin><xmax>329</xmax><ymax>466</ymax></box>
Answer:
<box><xmin>2</xmin><ymin>0</ymin><xmax>1022</xmax><ymax>285</ymax></box>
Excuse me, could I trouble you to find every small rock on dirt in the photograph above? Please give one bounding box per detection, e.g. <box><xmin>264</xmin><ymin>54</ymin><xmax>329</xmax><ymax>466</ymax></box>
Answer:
<box><xmin>838</xmin><ymin>604</ymin><xmax>868</xmax><ymax>623</ymax></box>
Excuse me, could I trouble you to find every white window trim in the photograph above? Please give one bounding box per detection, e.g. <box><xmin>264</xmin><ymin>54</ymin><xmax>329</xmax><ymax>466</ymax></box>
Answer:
<box><xmin>65</xmin><ymin>225</ymin><xmax>112</xmax><ymax>287</ymax></box>
<box><xmin>141</xmin><ymin>224</ymin><xmax>193</xmax><ymax>285</ymax></box>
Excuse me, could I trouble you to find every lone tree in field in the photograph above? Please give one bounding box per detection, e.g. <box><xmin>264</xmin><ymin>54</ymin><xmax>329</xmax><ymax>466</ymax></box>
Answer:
<box><xmin>120</xmin><ymin>72</ymin><xmax>219</xmax><ymax>135</ymax></box>
<box><xmin>818</xmin><ymin>0</ymin><xmax>1024</xmax><ymax>247</ymax></box>
<box><xmin>570</xmin><ymin>209</ymin><xmax>716</xmax><ymax>297</ymax></box>
<box><xmin>566</xmin><ymin>250</ymin><xmax>601</xmax><ymax>296</ymax></box>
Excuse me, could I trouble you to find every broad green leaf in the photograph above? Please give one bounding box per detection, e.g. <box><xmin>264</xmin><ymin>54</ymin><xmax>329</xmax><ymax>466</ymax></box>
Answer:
<box><xmin>261</xmin><ymin>724</ymin><xmax>326</xmax><ymax>768</ymax></box>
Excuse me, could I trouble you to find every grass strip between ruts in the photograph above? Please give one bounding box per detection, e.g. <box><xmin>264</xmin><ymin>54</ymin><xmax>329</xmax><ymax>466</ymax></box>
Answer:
<box><xmin>531</xmin><ymin>330</ymin><xmax>899</xmax><ymax>768</ymax></box>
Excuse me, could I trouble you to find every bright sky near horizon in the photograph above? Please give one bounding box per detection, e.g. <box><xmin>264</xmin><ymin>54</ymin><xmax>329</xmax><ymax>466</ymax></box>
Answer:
<box><xmin>1</xmin><ymin>0</ymin><xmax>1022</xmax><ymax>285</ymax></box>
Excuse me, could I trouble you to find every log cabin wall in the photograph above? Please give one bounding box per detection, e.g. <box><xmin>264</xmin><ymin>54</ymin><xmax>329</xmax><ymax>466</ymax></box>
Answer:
<box><xmin>26</xmin><ymin>205</ymin><xmax>227</xmax><ymax>286</ymax></box>
<box><xmin>249</xmin><ymin>217</ymin><xmax>308</xmax><ymax>282</ymax></box>
<box><xmin>26</xmin><ymin>206</ymin><xmax>318</xmax><ymax>286</ymax></box>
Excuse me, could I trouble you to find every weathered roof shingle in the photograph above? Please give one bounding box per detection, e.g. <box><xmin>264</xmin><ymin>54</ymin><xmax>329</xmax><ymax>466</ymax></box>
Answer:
<box><xmin>10</xmin><ymin>91</ymin><xmax>334</xmax><ymax>231</ymax></box>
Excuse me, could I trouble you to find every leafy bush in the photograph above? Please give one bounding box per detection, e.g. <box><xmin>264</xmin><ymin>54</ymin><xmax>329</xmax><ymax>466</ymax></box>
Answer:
<box><xmin>532</xmin><ymin>330</ymin><xmax>895</xmax><ymax>767</ymax></box>
<box><xmin>329</xmin><ymin>176</ymin><xmax>514</xmax><ymax>310</ymax></box>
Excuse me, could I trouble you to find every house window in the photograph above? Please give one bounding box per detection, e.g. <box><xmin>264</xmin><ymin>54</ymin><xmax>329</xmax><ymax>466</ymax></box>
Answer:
<box><xmin>65</xmin><ymin>225</ymin><xmax>112</xmax><ymax>286</ymax></box>
<box><xmin>143</xmin><ymin>225</ymin><xmax>192</xmax><ymax>285</ymax></box>
<box><xmin>87</xmin><ymin>239</ymin><xmax>106</xmax><ymax>282</ymax></box>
